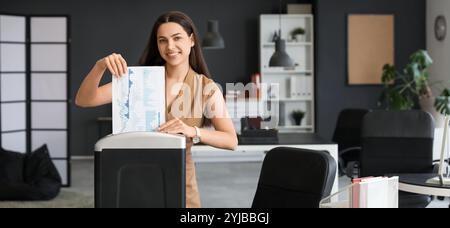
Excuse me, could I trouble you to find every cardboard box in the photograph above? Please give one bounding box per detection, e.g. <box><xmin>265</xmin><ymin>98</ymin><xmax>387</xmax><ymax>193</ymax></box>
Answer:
<box><xmin>287</xmin><ymin>4</ymin><xmax>312</xmax><ymax>14</ymax></box>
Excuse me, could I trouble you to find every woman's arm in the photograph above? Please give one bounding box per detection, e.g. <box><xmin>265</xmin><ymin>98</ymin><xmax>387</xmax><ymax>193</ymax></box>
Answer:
<box><xmin>198</xmin><ymin>117</ymin><xmax>238</xmax><ymax>151</ymax></box>
<box><xmin>158</xmin><ymin>116</ymin><xmax>238</xmax><ymax>151</ymax></box>
<box><xmin>75</xmin><ymin>53</ymin><xmax>127</xmax><ymax>107</ymax></box>
<box><xmin>200</xmin><ymin>84</ymin><xmax>238</xmax><ymax>150</ymax></box>
<box><xmin>158</xmin><ymin>85</ymin><xmax>238</xmax><ymax>150</ymax></box>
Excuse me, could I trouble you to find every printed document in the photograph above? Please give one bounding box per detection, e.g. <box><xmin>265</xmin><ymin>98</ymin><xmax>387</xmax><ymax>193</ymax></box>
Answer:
<box><xmin>112</xmin><ymin>66</ymin><xmax>165</xmax><ymax>134</ymax></box>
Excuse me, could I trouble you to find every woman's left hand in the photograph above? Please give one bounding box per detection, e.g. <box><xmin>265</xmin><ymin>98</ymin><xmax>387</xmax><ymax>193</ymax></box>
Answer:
<box><xmin>157</xmin><ymin>118</ymin><xmax>196</xmax><ymax>138</ymax></box>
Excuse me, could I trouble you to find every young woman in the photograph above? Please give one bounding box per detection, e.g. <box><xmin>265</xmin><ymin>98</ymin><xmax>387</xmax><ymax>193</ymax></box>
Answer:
<box><xmin>75</xmin><ymin>11</ymin><xmax>238</xmax><ymax>208</ymax></box>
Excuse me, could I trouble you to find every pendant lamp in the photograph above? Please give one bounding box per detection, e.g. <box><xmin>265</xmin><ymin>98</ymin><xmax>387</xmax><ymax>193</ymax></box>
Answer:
<box><xmin>202</xmin><ymin>20</ymin><xmax>225</xmax><ymax>49</ymax></box>
<box><xmin>269</xmin><ymin>0</ymin><xmax>294</xmax><ymax>67</ymax></box>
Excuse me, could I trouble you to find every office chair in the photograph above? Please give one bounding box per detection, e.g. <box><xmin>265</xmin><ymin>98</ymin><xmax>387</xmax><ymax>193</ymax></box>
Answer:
<box><xmin>360</xmin><ymin>110</ymin><xmax>435</xmax><ymax>208</ymax></box>
<box><xmin>332</xmin><ymin>109</ymin><xmax>369</xmax><ymax>177</ymax></box>
<box><xmin>252</xmin><ymin>147</ymin><xmax>336</xmax><ymax>208</ymax></box>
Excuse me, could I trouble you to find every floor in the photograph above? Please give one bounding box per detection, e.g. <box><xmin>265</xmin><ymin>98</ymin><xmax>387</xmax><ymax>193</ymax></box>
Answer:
<box><xmin>2</xmin><ymin>159</ymin><xmax>447</xmax><ymax>208</ymax></box>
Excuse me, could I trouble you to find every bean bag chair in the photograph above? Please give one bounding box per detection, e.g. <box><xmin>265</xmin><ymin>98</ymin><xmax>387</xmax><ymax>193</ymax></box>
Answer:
<box><xmin>0</xmin><ymin>145</ymin><xmax>62</xmax><ymax>201</ymax></box>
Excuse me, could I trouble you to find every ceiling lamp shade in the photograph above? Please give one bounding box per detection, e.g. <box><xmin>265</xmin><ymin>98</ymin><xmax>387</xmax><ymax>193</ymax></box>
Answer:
<box><xmin>269</xmin><ymin>0</ymin><xmax>294</xmax><ymax>67</ymax></box>
<box><xmin>202</xmin><ymin>20</ymin><xmax>225</xmax><ymax>49</ymax></box>
<box><xmin>269</xmin><ymin>38</ymin><xmax>294</xmax><ymax>67</ymax></box>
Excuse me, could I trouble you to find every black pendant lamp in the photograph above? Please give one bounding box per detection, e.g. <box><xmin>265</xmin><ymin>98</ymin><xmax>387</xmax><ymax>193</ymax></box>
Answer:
<box><xmin>269</xmin><ymin>0</ymin><xmax>294</xmax><ymax>67</ymax></box>
<box><xmin>202</xmin><ymin>20</ymin><xmax>225</xmax><ymax>49</ymax></box>
<box><xmin>269</xmin><ymin>37</ymin><xmax>294</xmax><ymax>67</ymax></box>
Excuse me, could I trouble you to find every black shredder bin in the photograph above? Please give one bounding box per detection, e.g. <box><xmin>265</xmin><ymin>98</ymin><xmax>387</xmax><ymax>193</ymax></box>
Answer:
<box><xmin>95</xmin><ymin>132</ymin><xmax>186</xmax><ymax>208</ymax></box>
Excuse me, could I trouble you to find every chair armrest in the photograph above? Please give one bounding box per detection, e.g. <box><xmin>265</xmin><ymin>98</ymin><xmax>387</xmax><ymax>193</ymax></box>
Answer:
<box><xmin>432</xmin><ymin>159</ymin><xmax>449</xmax><ymax>164</ymax></box>
<box><xmin>337</xmin><ymin>147</ymin><xmax>362</xmax><ymax>177</ymax></box>
<box><xmin>339</xmin><ymin>146</ymin><xmax>362</xmax><ymax>156</ymax></box>
<box><xmin>345</xmin><ymin>161</ymin><xmax>359</xmax><ymax>179</ymax></box>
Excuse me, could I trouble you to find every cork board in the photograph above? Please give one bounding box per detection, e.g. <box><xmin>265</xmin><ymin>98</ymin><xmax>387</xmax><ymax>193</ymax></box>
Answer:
<box><xmin>348</xmin><ymin>15</ymin><xmax>394</xmax><ymax>85</ymax></box>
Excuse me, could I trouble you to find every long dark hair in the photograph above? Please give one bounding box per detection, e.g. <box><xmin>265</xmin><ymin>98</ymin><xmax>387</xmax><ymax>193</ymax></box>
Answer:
<box><xmin>138</xmin><ymin>11</ymin><xmax>211</xmax><ymax>78</ymax></box>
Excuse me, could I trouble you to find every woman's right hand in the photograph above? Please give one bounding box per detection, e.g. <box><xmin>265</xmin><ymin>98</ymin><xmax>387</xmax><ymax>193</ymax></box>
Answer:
<box><xmin>96</xmin><ymin>53</ymin><xmax>128</xmax><ymax>77</ymax></box>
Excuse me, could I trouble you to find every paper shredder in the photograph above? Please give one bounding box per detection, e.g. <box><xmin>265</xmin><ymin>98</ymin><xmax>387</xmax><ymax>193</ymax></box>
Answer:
<box><xmin>94</xmin><ymin>132</ymin><xmax>186</xmax><ymax>208</ymax></box>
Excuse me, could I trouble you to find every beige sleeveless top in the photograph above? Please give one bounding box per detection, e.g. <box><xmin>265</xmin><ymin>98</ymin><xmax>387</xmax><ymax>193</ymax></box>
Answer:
<box><xmin>165</xmin><ymin>68</ymin><xmax>217</xmax><ymax>208</ymax></box>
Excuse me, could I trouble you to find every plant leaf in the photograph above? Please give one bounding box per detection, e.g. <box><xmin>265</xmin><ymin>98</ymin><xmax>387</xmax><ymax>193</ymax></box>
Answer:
<box><xmin>410</xmin><ymin>50</ymin><xmax>433</xmax><ymax>69</ymax></box>
<box><xmin>388</xmin><ymin>91</ymin><xmax>414</xmax><ymax>110</ymax></box>
<box><xmin>435</xmin><ymin>89</ymin><xmax>450</xmax><ymax>115</ymax></box>
<box><xmin>381</xmin><ymin>64</ymin><xmax>397</xmax><ymax>84</ymax></box>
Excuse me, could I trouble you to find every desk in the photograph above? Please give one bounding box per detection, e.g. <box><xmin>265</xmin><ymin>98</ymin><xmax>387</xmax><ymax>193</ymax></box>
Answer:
<box><xmin>192</xmin><ymin>133</ymin><xmax>339</xmax><ymax>194</ymax></box>
<box><xmin>398</xmin><ymin>174</ymin><xmax>450</xmax><ymax>197</ymax></box>
<box><xmin>93</xmin><ymin>119</ymin><xmax>339</xmax><ymax>194</ymax></box>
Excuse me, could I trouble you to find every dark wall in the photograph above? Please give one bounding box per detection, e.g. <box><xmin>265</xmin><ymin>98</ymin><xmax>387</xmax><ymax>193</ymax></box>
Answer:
<box><xmin>1</xmin><ymin>0</ymin><xmax>308</xmax><ymax>156</ymax></box>
<box><xmin>2</xmin><ymin>0</ymin><xmax>425</xmax><ymax>155</ymax></box>
<box><xmin>314</xmin><ymin>0</ymin><xmax>426</xmax><ymax>141</ymax></box>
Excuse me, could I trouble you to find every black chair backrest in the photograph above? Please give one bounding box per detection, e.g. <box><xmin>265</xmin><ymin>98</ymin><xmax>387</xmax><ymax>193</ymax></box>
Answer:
<box><xmin>332</xmin><ymin>109</ymin><xmax>369</xmax><ymax>150</ymax></box>
<box><xmin>252</xmin><ymin>147</ymin><xmax>336</xmax><ymax>208</ymax></box>
<box><xmin>360</xmin><ymin>110</ymin><xmax>434</xmax><ymax>177</ymax></box>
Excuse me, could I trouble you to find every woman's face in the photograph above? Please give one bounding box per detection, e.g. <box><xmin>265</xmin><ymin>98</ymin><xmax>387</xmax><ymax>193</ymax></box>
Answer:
<box><xmin>157</xmin><ymin>22</ymin><xmax>194</xmax><ymax>67</ymax></box>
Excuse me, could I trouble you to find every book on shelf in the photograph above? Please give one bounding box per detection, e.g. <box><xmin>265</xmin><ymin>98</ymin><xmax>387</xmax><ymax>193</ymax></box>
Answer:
<box><xmin>305</xmin><ymin>76</ymin><xmax>312</xmax><ymax>97</ymax></box>
<box><xmin>290</xmin><ymin>76</ymin><xmax>312</xmax><ymax>99</ymax></box>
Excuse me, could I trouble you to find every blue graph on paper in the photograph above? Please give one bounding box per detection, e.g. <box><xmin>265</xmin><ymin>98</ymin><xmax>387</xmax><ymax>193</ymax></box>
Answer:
<box><xmin>112</xmin><ymin>67</ymin><xmax>165</xmax><ymax>134</ymax></box>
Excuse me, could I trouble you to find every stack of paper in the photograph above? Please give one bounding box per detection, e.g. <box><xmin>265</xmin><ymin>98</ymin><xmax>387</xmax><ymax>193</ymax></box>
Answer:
<box><xmin>351</xmin><ymin>176</ymin><xmax>399</xmax><ymax>208</ymax></box>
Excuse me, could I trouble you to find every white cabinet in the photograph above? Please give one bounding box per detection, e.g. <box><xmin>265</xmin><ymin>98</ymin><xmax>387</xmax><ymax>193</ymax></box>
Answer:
<box><xmin>259</xmin><ymin>14</ymin><xmax>315</xmax><ymax>133</ymax></box>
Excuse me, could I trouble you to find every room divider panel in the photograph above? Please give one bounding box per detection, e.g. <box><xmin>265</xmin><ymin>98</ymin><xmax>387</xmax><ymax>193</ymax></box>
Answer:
<box><xmin>0</xmin><ymin>14</ymin><xmax>70</xmax><ymax>186</ymax></box>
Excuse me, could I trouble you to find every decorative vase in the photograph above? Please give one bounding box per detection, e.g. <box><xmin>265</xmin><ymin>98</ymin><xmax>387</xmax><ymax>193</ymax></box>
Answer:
<box><xmin>272</xmin><ymin>30</ymin><xmax>279</xmax><ymax>42</ymax></box>
<box><xmin>419</xmin><ymin>95</ymin><xmax>444</xmax><ymax>128</ymax></box>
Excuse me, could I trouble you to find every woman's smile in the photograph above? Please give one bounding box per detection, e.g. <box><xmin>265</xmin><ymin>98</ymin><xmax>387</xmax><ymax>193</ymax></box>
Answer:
<box><xmin>166</xmin><ymin>51</ymin><xmax>181</xmax><ymax>58</ymax></box>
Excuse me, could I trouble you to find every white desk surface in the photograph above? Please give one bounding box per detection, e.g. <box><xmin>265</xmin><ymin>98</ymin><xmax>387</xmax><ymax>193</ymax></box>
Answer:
<box><xmin>191</xmin><ymin>133</ymin><xmax>339</xmax><ymax>194</ymax></box>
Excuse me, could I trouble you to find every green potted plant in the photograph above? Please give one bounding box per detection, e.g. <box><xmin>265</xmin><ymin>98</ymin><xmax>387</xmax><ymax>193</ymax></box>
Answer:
<box><xmin>379</xmin><ymin>50</ymin><xmax>450</xmax><ymax>126</ymax></box>
<box><xmin>291</xmin><ymin>110</ymin><xmax>305</xmax><ymax>126</ymax></box>
<box><xmin>290</xmin><ymin>27</ymin><xmax>305</xmax><ymax>42</ymax></box>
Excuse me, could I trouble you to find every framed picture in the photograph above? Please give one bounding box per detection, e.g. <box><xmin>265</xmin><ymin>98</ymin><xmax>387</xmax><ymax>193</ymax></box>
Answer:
<box><xmin>347</xmin><ymin>14</ymin><xmax>394</xmax><ymax>85</ymax></box>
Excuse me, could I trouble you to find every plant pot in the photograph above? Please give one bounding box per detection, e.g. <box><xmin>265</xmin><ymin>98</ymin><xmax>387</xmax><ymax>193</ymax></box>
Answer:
<box><xmin>419</xmin><ymin>95</ymin><xmax>445</xmax><ymax>128</ymax></box>
<box><xmin>294</xmin><ymin>118</ymin><xmax>303</xmax><ymax>126</ymax></box>
<box><xmin>294</xmin><ymin>34</ymin><xmax>305</xmax><ymax>42</ymax></box>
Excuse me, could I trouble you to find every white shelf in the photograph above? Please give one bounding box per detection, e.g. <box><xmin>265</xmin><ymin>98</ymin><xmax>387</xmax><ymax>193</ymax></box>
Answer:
<box><xmin>279</xmin><ymin>125</ymin><xmax>313</xmax><ymax>129</ymax></box>
<box><xmin>278</xmin><ymin>125</ymin><xmax>314</xmax><ymax>133</ymax></box>
<box><xmin>262</xmin><ymin>42</ymin><xmax>313</xmax><ymax>47</ymax></box>
<box><xmin>260</xmin><ymin>14</ymin><xmax>315</xmax><ymax>133</ymax></box>
<box><xmin>262</xmin><ymin>68</ymin><xmax>312</xmax><ymax>74</ymax></box>
<box><xmin>264</xmin><ymin>97</ymin><xmax>313</xmax><ymax>102</ymax></box>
